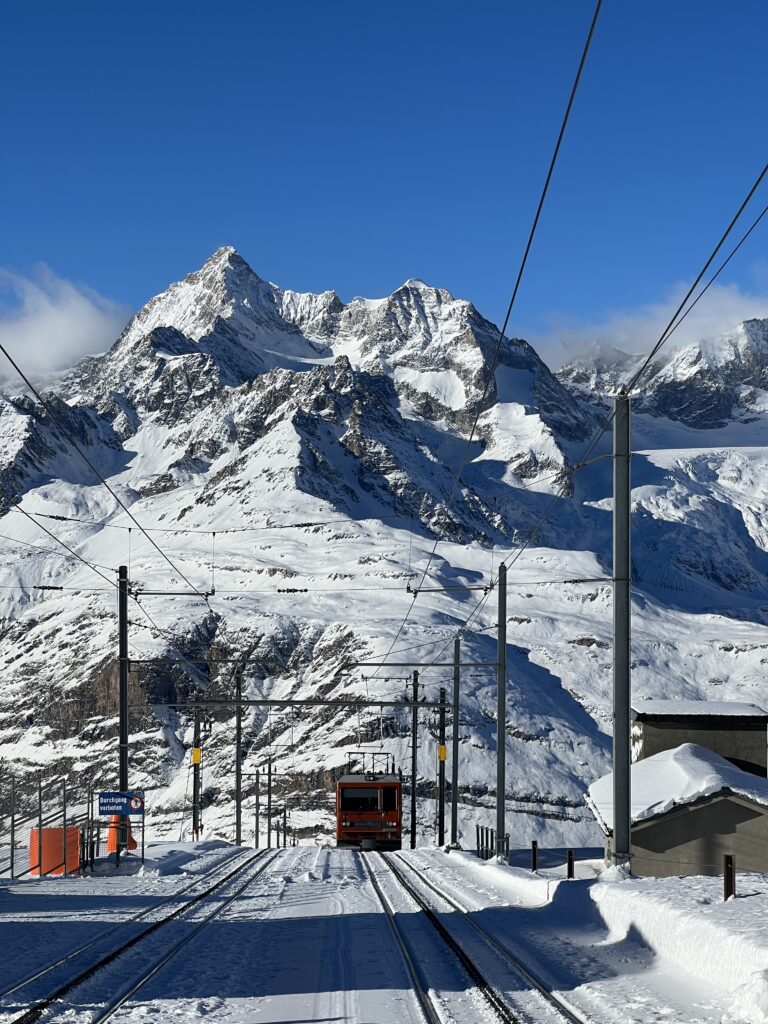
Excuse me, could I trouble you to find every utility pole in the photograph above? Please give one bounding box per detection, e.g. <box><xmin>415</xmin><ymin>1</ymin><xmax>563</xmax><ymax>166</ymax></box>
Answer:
<box><xmin>450</xmin><ymin>637</ymin><xmax>460</xmax><ymax>846</ymax></box>
<box><xmin>613</xmin><ymin>389</ymin><xmax>632</xmax><ymax>867</ymax></box>
<box><xmin>118</xmin><ymin>565</ymin><xmax>129</xmax><ymax>855</ymax></box>
<box><xmin>437</xmin><ymin>687</ymin><xmax>446</xmax><ymax>846</ymax></box>
<box><xmin>192</xmin><ymin>694</ymin><xmax>201</xmax><ymax>839</ymax></box>
<box><xmin>254</xmin><ymin>770</ymin><xmax>260</xmax><ymax>849</ymax></box>
<box><xmin>266</xmin><ymin>758</ymin><xmax>272</xmax><ymax>849</ymax></box>
<box><xmin>235</xmin><ymin>669</ymin><xmax>242</xmax><ymax>846</ymax></box>
<box><xmin>496</xmin><ymin>562</ymin><xmax>507</xmax><ymax>858</ymax></box>
<box><xmin>410</xmin><ymin>670</ymin><xmax>419</xmax><ymax>850</ymax></box>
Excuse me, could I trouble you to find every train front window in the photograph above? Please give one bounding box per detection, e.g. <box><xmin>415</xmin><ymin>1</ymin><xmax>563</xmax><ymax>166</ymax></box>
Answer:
<box><xmin>382</xmin><ymin>788</ymin><xmax>397</xmax><ymax>812</ymax></box>
<box><xmin>341</xmin><ymin>787</ymin><xmax>379</xmax><ymax>811</ymax></box>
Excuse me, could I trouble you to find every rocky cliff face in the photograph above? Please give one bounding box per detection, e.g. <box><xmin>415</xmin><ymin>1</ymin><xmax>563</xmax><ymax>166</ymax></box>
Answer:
<box><xmin>1</xmin><ymin>250</ymin><xmax>767</xmax><ymax>848</ymax></box>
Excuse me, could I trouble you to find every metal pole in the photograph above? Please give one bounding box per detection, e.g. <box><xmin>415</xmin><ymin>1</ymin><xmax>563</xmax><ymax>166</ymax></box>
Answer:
<box><xmin>235</xmin><ymin>669</ymin><xmax>242</xmax><ymax>846</ymax></box>
<box><xmin>437</xmin><ymin>687</ymin><xmax>446</xmax><ymax>846</ymax></box>
<box><xmin>118</xmin><ymin>565</ymin><xmax>129</xmax><ymax>857</ymax></box>
<box><xmin>9</xmin><ymin>777</ymin><xmax>14</xmax><ymax>879</ymax></box>
<box><xmin>38</xmin><ymin>775</ymin><xmax>43</xmax><ymax>877</ymax></box>
<box><xmin>283</xmin><ymin>806</ymin><xmax>287</xmax><ymax>849</ymax></box>
<box><xmin>612</xmin><ymin>389</ymin><xmax>632</xmax><ymax>867</ymax></box>
<box><xmin>254</xmin><ymin>770</ymin><xmax>260</xmax><ymax>849</ymax></box>
<box><xmin>267</xmin><ymin>758</ymin><xmax>272</xmax><ymax>849</ymax></box>
<box><xmin>724</xmin><ymin>854</ymin><xmax>735</xmax><ymax>900</ymax></box>
<box><xmin>192</xmin><ymin>695</ymin><xmax>201</xmax><ymax>839</ymax></box>
<box><xmin>496</xmin><ymin>562</ymin><xmax>507</xmax><ymax>857</ymax></box>
<box><xmin>410</xmin><ymin>670</ymin><xmax>419</xmax><ymax>850</ymax></box>
<box><xmin>450</xmin><ymin>637</ymin><xmax>460</xmax><ymax>846</ymax></box>
<box><xmin>62</xmin><ymin>778</ymin><xmax>67</xmax><ymax>877</ymax></box>
<box><xmin>89</xmin><ymin>787</ymin><xmax>95</xmax><ymax>869</ymax></box>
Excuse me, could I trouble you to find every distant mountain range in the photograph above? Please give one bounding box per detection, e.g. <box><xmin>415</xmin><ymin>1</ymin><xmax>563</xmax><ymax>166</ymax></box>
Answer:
<box><xmin>1</xmin><ymin>247</ymin><xmax>767</xmax><ymax>848</ymax></box>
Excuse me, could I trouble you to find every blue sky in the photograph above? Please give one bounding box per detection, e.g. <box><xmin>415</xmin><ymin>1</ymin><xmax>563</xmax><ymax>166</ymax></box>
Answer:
<box><xmin>1</xmin><ymin>0</ymin><xmax>767</xmax><ymax>368</ymax></box>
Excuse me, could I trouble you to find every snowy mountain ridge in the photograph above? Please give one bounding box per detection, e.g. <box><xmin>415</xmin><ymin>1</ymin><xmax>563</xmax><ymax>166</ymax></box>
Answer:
<box><xmin>1</xmin><ymin>247</ymin><xmax>767</xmax><ymax>849</ymax></box>
<box><xmin>559</xmin><ymin>317</ymin><xmax>768</xmax><ymax>428</ymax></box>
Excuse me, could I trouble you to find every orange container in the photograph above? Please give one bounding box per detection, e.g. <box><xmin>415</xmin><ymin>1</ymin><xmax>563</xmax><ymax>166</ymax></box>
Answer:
<box><xmin>29</xmin><ymin>827</ymin><xmax>81</xmax><ymax>876</ymax></box>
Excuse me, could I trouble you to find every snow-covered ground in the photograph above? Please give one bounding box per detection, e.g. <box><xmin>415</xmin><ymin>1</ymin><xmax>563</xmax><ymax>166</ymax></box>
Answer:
<box><xmin>0</xmin><ymin>841</ymin><xmax>766</xmax><ymax>1023</ymax></box>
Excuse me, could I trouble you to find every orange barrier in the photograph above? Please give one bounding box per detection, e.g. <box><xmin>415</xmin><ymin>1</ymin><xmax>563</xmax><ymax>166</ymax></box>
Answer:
<box><xmin>106</xmin><ymin>815</ymin><xmax>137</xmax><ymax>853</ymax></box>
<box><xmin>29</xmin><ymin>827</ymin><xmax>80</xmax><ymax>876</ymax></box>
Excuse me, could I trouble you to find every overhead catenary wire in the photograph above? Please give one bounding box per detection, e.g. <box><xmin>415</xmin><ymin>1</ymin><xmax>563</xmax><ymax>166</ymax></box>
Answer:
<box><xmin>0</xmin><ymin>343</ymin><xmax>206</xmax><ymax>597</ymax></box>
<box><xmin>367</xmin><ymin>0</ymin><xmax>603</xmax><ymax>677</ymax></box>
<box><xmin>0</xmin><ymin>529</ymin><xmax>116</xmax><ymax>573</ymax></box>
<box><xmin>6</xmin><ymin>502</ymin><xmax>117</xmax><ymax>589</ymax></box>
<box><xmin>488</xmin><ymin>169</ymin><xmax>768</xmax><ymax>585</ymax></box>
<box><xmin>411</xmin><ymin>0</ymin><xmax>603</xmax><ymax>598</ymax></box>
<box><xmin>25</xmin><ymin>508</ymin><xmax>403</xmax><ymax>535</ymax></box>
<box><xmin>403</xmin><ymin>166</ymin><xmax>768</xmax><ymax>672</ymax></box>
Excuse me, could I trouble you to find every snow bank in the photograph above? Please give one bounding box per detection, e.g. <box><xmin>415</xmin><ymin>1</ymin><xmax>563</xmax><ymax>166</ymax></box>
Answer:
<box><xmin>632</xmin><ymin>698</ymin><xmax>767</xmax><ymax>717</ymax></box>
<box><xmin>586</xmin><ymin>742</ymin><xmax>768</xmax><ymax>832</ymax></box>
<box><xmin>592</xmin><ymin>871</ymin><xmax>768</xmax><ymax>1022</ymax></box>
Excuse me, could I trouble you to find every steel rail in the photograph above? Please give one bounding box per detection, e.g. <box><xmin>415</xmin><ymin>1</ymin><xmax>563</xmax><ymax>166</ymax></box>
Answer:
<box><xmin>0</xmin><ymin>847</ymin><xmax>248</xmax><ymax>999</ymax></box>
<box><xmin>9</xmin><ymin>849</ymin><xmax>279</xmax><ymax>1024</ymax></box>
<box><xmin>91</xmin><ymin>848</ymin><xmax>284</xmax><ymax>1022</ymax></box>
<box><xmin>391</xmin><ymin>853</ymin><xmax>589</xmax><ymax>1024</ymax></box>
<box><xmin>374</xmin><ymin>852</ymin><xmax>524</xmax><ymax>1024</ymax></box>
<box><xmin>360</xmin><ymin>854</ymin><xmax>442</xmax><ymax>1024</ymax></box>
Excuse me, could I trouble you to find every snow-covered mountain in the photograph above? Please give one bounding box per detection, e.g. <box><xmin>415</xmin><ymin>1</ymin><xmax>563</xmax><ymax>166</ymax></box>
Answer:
<box><xmin>560</xmin><ymin>318</ymin><xmax>768</xmax><ymax>428</ymax></box>
<box><xmin>1</xmin><ymin>248</ymin><xmax>767</xmax><ymax>849</ymax></box>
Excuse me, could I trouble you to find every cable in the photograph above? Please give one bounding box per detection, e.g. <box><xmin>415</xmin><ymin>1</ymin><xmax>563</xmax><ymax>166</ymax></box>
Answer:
<box><xmin>0</xmin><ymin>529</ymin><xmax>115</xmax><ymax>573</ymax></box>
<box><xmin>27</xmin><ymin>509</ymin><xmax>402</xmax><ymax>535</ymax></box>
<box><xmin>413</xmin><ymin>0</ymin><xmax>603</xmax><ymax>596</ymax></box>
<box><xmin>0</xmin><ymin>343</ymin><xmax>206</xmax><ymax>596</ymax></box>
<box><xmin>368</xmin><ymin>0</ymin><xmax>603</xmax><ymax>677</ymax></box>
<box><xmin>7</xmin><ymin>503</ymin><xmax>116</xmax><ymax>589</ymax></box>
<box><xmin>626</xmin><ymin>168</ymin><xmax>768</xmax><ymax>393</ymax></box>
<box><xmin>489</xmin><ymin>177</ymin><xmax>768</xmax><ymax>585</ymax></box>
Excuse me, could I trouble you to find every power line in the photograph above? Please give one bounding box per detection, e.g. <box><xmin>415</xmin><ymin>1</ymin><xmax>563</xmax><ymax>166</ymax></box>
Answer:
<box><xmin>7</xmin><ymin>502</ymin><xmax>116</xmax><ymax>589</ymax></box>
<box><xmin>0</xmin><ymin>344</ymin><xmax>206</xmax><ymax>597</ymax></box>
<box><xmin>412</xmin><ymin>0</ymin><xmax>603</xmax><ymax>597</ymax></box>
<box><xmin>0</xmin><ymin>529</ymin><xmax>116</xmax><ymax>573</ymax></box>
<box><xmin>626</xmin><ymin>168</ymin><xmax>768</xmax><ymax>393</ymax></box>
<box><xmin>489</xmin><ymin>170</ymin><xmax>768</xmax><ymax>584</ymax></box>
<box><xmin>415</xmin><ymin>182</ymin><xmax>768</xmax><ymax>671</ymax></box>
<box><xmin>25</xmin><ymin>508</ymin><xmax>403</xmax><ymax>535</ymax></box>
<box><xmin>370</xmin><ymin>0</ymin><xmax>603</xmax><ymax>677</ymax></box>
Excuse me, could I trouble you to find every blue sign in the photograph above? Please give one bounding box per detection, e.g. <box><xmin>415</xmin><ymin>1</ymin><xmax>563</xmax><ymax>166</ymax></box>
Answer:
<box><xmin>99</xmin><ymin>791</ymin><xmax>145</xmax><ymax>816</ymax></box>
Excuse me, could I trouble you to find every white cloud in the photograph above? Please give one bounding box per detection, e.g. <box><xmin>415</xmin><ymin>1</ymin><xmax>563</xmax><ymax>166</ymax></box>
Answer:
<box><xmin>529</xmin><ymin>280</ymin><xmax>768</xmax><ymax>370</ymax></box>
<box><xmin>0</xmin><ymin>264</ymin><xmax>131</xmax><ymax>379</ymax></box>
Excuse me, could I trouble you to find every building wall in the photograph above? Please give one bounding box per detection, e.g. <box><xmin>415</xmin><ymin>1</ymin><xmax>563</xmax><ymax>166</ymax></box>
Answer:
<box><xmin>605</xmin><ymin>795</ymin><xmax>768</xmax><ymax>877</ymax></box>
<box><xmin>634</xmin><ymin>719</ymin><xmax>767</xmax><ymax>776</ymax></box>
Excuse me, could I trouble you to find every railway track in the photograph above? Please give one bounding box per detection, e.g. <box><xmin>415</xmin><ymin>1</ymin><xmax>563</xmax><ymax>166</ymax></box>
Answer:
<box><xmin>5</xmin><ymin>847</ymin><xmax>282</xmax><ymax>1024</ymax></box>
<box><xmin>0</xmin><ymin>846</ymin><xmax>248</xmax><ymax>1002</ymax></box>
<box><xmin>361</xmin><ymin>852</ymin><xmax>443</xmax><ymax>1024</ymax></box>
<box><xmin>371</xmin><ymin>851</ymin><xmax>590</xmax><ymax>1024</ymax></box>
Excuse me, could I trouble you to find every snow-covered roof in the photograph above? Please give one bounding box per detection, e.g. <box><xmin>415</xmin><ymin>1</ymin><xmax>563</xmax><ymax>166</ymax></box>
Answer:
<box><xmin>632</xmin><ymin>699</ymin><xmax>767</xmax><ymax>718</ymax></box>
<box><xmin>586</xmin><ymin>743</ymin><xmax>768</xmax><ymax>834</ymax></box>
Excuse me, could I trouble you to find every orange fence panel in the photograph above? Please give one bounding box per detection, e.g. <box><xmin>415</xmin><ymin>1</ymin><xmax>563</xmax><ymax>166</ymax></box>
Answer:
<box><xmin>29</xmin><ymin>827</ymin><xmax>80</xmax><ymax>876</ymax></box>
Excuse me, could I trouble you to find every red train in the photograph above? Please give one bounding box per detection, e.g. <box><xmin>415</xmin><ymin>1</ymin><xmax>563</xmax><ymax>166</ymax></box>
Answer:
<box><xmin>336</xmin><ymin>770</ymin><xmax>402</xmax><ymax>850</ymax></box>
